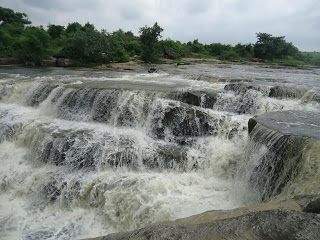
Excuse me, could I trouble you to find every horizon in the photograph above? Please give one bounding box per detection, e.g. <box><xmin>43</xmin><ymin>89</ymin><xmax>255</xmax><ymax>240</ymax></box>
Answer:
<box><xmin>1</xmin><ymin>0</ymin><xmax>319</xmax><ymax>52</ymax></box>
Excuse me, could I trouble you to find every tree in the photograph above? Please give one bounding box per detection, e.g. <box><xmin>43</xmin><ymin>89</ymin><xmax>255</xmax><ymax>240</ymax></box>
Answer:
<box><xmin>187</xmin><ymin>39</ymin><xmax>206</xmax><ymax>54</ymax></box>
<box><xmin>158</xmin><ymin>39</ymin><xmax>187</xmax><ymax>59</ymax></box>
<box><xmin>0</xmin><ymin>6</ymin><xmax>30</xmax><ymax>26</ymax></box>
<box><xmin>234</xmin><ymin>43</ymin><xmax>254</xmax><ymax>59</ymax></box>
<box><xmin>61</xmin><ymin>27</ymin><xmax>111</xmax><ymax>63</ymax></box>
<box><xmin>254</xmin><ymin>33</ymin><xmax>299</xmax><ymax>60</ymax></box>
<box><xmin>65</xmin><ymin>22</ymin><xmax>82</xmax><ymax>35</ymax></box>
<box><xmin>14</xmin><ymin>26</ymin><xmax>50</xmax><ymax>65</ymax></box>
<box><xmin>139</xmin><ymin>22</ymin><xmax>163</xmax><ymax>63</ymax></box>
<box><xmin>47</xmin><ymin>24</ymin><xmax>65</xmax><ymax>39</ymax></box>
<box><xmin>207</xmin><ymin>43</ymin><xmax>232</xmax><ymax>57</ymax></box>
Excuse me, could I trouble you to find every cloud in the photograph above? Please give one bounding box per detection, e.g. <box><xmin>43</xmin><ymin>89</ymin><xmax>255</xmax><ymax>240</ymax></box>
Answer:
<box><xmin>1</xmin><ymin>0</ymin><xmax>319</xmax><ymax>50</ymax></box>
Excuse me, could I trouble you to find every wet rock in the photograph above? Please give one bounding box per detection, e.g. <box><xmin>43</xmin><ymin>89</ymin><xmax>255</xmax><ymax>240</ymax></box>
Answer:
<box><xmin>42</xmin><ymin>180</ymin><xmax>64</xmax><ymax>202</ymax></box>
<box><xmin>302</xmin><ymin>90</ymin><xmax>320</xmax><ymax>103</ymax></box>
<box><xmin>150</xmin><ymin>144</ymin><xmax>190</xmax><ymax>170</ymax></box>
<box><xmin>170</xmin><ymin>90</ymin><xmax>217</xmax><ymax>108</ymax></box>
<box><xmin>293</xmin><ymin>195</ymin><xmax>320</xmax><ymax>213</ymax></box>
<box><xmin>151</xmin><ymin>100</ymin><xmax>223</xmax><ymax>140</ymax></box>
<box><xmin>86</xmin><ymin>197</ymin><xmax>320</xmax><ymax>240</ymax></box>
<box><xmin>23</xmin><ymin>229</ymin><xmax>54</xmax><ymax>240</ymax></box>
<box><xmin>56</xmin><ymin>58</ymin><xmax>73</xmax><ymax>67</ymax></box>
<box><xmin>224</xmin><ymin>82</ymin><xmax>261</xmax><ymax>95</ymax></box>
<box><xmin>104</xmin><ymin>136</ymin><xmax>137</xmax><ymax>168</ymax></box>
<box><xmin>269</xmin><ymin>85</ymin><xmax>307</xmax><ymax>99</ymax></box>
<box><xmin>56</xmin><ymin>88</ymin><xmax>100</xmax><ymax>120</ymax></box>
<box><xmin>42</xmin><ymin>57</ymin><xmax>56</xmax><ymax>67</ymax></box>
<box><xmin>0</xmin><ymin>57</ymin><xmax>19</xmax><ymax>65</ymax></box>
<box><xmin>148</xmin><ymin>67</ymin><xmax>157</xmax><ymax>73</ymax></box>
<box><xmin>26</xmin><ymin>83</ymin><xmax>58</xmax><ymax>106</ymax></box>
<box><xmin>247</xmin><ymin>111</ymin><xmax>320</xmax><ymax>200</ymax></box>
<box><xmin>216</xmin><ymin>90</ymin><xmax>262</xmax><ymax>114</ymax></box>
<box><xmin>0</xmin><ymin>122</ymin><xmax>22</xmax><ymax>142</ymax></box>
<box><xmin>92</xmin><ymin>90</ymin><xmax>120</xmax><ymax>122</ymax></box>
<box><xmin>0</xmin><ymin>83</ymin><xmax>14</xmax><ymax>100</ymax></box>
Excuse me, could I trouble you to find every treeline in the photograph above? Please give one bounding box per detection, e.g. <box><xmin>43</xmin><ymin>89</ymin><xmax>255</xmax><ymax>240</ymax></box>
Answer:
<box><xmin>1</xmin><ymin>6</ymin><xmax>319</xmax><ymax>66</ymax></box>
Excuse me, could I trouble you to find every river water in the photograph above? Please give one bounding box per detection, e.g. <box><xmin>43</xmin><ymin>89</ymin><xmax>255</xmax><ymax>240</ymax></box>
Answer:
<box><xmin>0</xmin><ymin>64</ymin><xmax>319</xmax><ymax>239</ymax></box>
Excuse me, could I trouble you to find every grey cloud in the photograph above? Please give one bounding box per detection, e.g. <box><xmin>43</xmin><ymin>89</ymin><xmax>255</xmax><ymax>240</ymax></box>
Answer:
<box><xmin>1</xmin><ymin>0</ymin><xmax>319</xmax><ymax>51</ymax></box>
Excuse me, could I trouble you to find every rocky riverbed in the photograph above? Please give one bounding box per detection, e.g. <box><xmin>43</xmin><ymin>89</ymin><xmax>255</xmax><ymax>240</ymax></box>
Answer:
<box><xmin>0</xmin><ymin>63</ymin><xmax>319</xmax><ymax>239</ymax></box>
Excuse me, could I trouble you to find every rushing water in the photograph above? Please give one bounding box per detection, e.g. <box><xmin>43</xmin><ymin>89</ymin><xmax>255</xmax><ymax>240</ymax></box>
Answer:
<box><xmin>0</xmin><ymin>65</ymin><xmax>319</xmax><ymax>240</ymax></box>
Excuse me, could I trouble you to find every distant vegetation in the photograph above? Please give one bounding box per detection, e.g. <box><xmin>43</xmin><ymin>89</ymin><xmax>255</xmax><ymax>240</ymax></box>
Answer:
<box><xmin>0</xmin><ymin>6</ymin><xmax>319</xmax><ymax>67</ymax></box>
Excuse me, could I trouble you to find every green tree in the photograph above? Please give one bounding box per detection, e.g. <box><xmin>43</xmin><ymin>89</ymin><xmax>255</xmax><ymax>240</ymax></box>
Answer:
<box><xmin>187</xmin><ymin>39</ymin><xmax>206</xmax><ymax>54</ymax></box>
<box><xmin>65</xmin><ymin>22</ymin><xmax>82</xmax><ymax>35</ymax></box>
<box><xmin>206</xmin><ymin>43</ymin><xmax>232</xmax><ymax>57</ymax></box>
<box><xmin>0</xmin><ymin>6</ymin><xmax>30</xmax><ymax>26</ymax></box>
<box><xmin>47</xmin><ymin>24</ymin><xmax>65</xmax><ymax>39</ymax></box>
<box><xmin>254</xmin><ymin>33</ymin><xmax>299</xmax><ymax>60</ymax></box>
<box><xmin>112</xmin><ymin>30</ymin><xmax>141</xmax><ymax>57</ymax></box>
<box><xmin>14</xmin><ymin>26</ymin><xmax>50</xmax><ymax>65</ymax></box>
<box><xmin>234</xmin><ymin>43</ymin><xmax>254</xmax><ymax>59</ymax></box>
<box><xmin>61</xmin><ymin>27</ymin><xmax>110</xmax><ymax>63</ymax></box>
<box><xmin>139</xmin><ymin>22</ymin><xmax>163</xmax><ymax>63</ymax></box>
<box><xmin>0</xmin><ymin>22</ymin><xmax>25</xmax><ymax>57</ymax></box>
<box><xmin>158</xmin><ymin>39</ymin><xmax>187</xmax><ymax>59</ymax></box>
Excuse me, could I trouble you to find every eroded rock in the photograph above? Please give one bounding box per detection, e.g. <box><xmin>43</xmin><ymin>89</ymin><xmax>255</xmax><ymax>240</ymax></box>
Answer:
<box><xmin>247</xmin><ymin>111</ymin><xmax>320</xmax><ymax>200</ymax></box>
<box><xmin>85</xmin><ymin>197</ymin><xmax>320</xmax><ymax>240</ymax></box>
<box><xmin>269</xmin><ymin>85</ymin><xmax>307</xmax><ymax>99</ymax></box>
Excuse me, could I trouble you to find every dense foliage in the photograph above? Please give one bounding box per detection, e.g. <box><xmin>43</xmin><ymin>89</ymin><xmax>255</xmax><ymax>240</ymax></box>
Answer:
<box><xmin>0</xmin><ymin>6</ymin><xmax>318</xmax><ymax>66</ymax></box>
<box><xmin>139</xmin><ymin>23</ymin><xmax>163</xmax><ymax>63</ymax></box>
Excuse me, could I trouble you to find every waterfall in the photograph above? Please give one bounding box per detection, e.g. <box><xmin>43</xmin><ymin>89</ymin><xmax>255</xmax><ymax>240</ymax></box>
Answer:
<box><xmin>0</xmin><ymin>67</ymin><xmax>319</xmax><ymax>239</ymax></box>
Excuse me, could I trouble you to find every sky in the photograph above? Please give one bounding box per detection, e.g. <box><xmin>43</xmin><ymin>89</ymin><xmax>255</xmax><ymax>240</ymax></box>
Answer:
<box><xmin>1</xmin><ymin>0</ymin><xmax>319</xmax><ymax>51</ymax></box>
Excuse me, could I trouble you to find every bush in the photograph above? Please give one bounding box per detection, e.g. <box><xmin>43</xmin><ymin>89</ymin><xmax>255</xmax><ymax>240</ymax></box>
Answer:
<box><xmin>234</xmin><ymin>44</ymin><xmax>254</xmax><ymax>59</ymax></box>
<box><xmin>158</xmin><ymin>39</ymin><xmax>187</xmax><ymax>59</ymax></box>
<box><xmin>187</xmin><ymin>39</ymin><xmax>207</xmax><ymax>55</ymax></box>
<box><xmin>218</xmin><ymin>49</ymin><xmax>240</xmax><ymax>61</ymax></box>
<box><xmin>207</xmin><ymin>43</ymin><xmax>232</xmax><ymax>57</ymax></box>
<box><xmin>302</xmin><ymin>52</ymin><xmax>320</xmax><ymax>66</ymax></box>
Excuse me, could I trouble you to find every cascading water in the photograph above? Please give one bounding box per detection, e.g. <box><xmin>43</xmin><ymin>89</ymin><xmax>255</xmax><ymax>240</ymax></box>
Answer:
<box><xmin>0</xmin><ymin>66</ymin><xmax>319</xmax><ymax>240</ymax></box>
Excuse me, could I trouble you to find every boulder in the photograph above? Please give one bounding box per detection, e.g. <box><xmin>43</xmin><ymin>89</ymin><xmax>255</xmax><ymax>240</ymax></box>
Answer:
<box><xmin>151</xmin><ymin>100</ymin><xmax>223</xmax><ymax>140</ymax></box>
<box><xmin>247</xmin><ymin>111</ymin><xmax>320</xmax><ymax>200</ymax></box>
<box><xmin>302</xmin><ymin>90</ymin><xmax>320</xmax><ymax>103</ymax></box>
<box><xmin>169</xmin><ymin>90</ymin><xmax>217</xmax><ymax>108</ymax></box>
<box><xmin>269</xmin><ymin>85</ymin><xmax>307</xmax><ymax>99</ymax></box>
<box><xmin>0</xmin><ymin>57</ymin><xmax>19</xmax><ymax>65</ymax></box>
<box><xmin>56</xmin><ymin>58</ymin><xmax>73</xmax><ymax>67</ymax></box>
<box><xmin>85</xmin><ymin>196</ymin><xmax>320</xmax><ymax>240</ymax></box>
<box><xmin>148</xmin><ymin>67</ymin><xmax>157</xmax><ymax>73</ymax></box>
<box><xmin>26</xmin><ymin>82</ymin><xmax>58</xmax><ymax>106</ymax></box>
<box><xmin>224</xmin><ymin>83</ymin><xmax>262</xmax><ymax>95</ymax></box>
<box><xmin>42</xmin><ymin>57</ymin><xmax>56</xmax><ymax>67</ymax></box>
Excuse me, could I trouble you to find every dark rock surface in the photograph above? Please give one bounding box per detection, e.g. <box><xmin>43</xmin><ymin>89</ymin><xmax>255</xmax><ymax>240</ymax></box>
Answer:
<box><xmin>269</xmin><ymin>85</ymin><xmax>307</xmax><ymax>99</ymax></box>
<box><xmin>169</xmin><ymin>90</ymin><xmax>217</xmax><ymax>108</ymax></box>
<box><xmin>55</xmin><ymin>58</ymin><xmax>73</xmax><ymax>67</ymax></box>
<box><xmin>224</xmin><ymin>82</ymin><xmax>262</xmax><ymax>95</ymax></box>
<box><xmin>151</xmin><ymin>100</ymin><xmax>223</xmax><ymax>140</ymax></box>
<box><xmin>248</xmin><ymin>110</ymin><xmax>320</xmax><ymax>140</ymax></box>
<box><xmin>85</xmin><ymin>196</ymin><xmax>320</xmax><ymax>240</ymax></box>
<box><xmin>247</xmin><ymin>111</ymin><xmax>320</xmax><ymax>200</ymax></box>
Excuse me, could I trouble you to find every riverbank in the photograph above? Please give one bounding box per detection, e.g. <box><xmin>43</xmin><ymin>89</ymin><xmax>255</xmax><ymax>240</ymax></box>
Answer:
<box><xmin>0</xmin><ymin>57</ymin><xmax>318</xmax><ymax>72</ymax></box>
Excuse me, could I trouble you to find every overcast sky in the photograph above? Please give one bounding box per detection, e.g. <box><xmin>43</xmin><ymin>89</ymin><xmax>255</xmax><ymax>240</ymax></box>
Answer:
<box><xmin>1</xmin><ymin>0</ymin><xmax>319</xmax><ymax>51</ymax></box>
